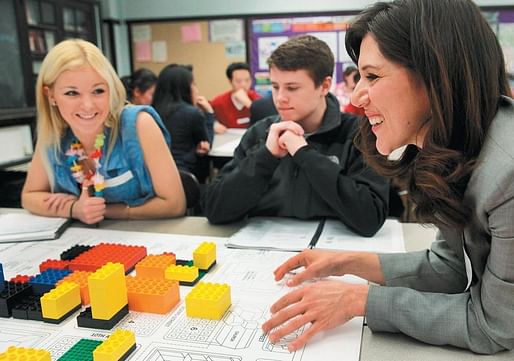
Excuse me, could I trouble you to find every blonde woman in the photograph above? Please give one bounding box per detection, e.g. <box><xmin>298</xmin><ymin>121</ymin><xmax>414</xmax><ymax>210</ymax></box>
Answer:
<box><xmin>22</xmin><ymin>39</ymin><xmax>186</xmax><ymax>224</ymax></box>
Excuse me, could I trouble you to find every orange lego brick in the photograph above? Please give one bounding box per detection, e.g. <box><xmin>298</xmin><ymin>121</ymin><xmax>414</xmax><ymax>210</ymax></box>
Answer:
<box><xmin>57</xmin><ymin>270</ymin><xmax>92</xmax><ymax>305</ymax></box>
<box><xmin>125</xmin><ymin>275</ymin><xmax>180</xmax><ymax>314</ymax></box>
<box><xmin>135</xmin><ymin>253</ymin><xmax>176</xmax><ymax>279</ymax></box>
<box><xmin>0</xmin><ymin>346</ymin><xmax>51</xmax><ymax>360</ymax></box>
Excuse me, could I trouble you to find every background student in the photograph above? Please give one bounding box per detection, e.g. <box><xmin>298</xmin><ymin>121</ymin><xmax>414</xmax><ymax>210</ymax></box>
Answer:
<box><xmin>22</xmin><ymin>39</ymin><xmax>186</xmax><ymax>224</ymax></box>
<box><xmin>210</xmin><ymin>62</ymin><xmax>261</xmax><ymax>133</ymax></box>
<box><xmin>121</xmin><ymin>68</ymin><xmax>157</xmax><ymax>105</ymax></box>
<box><xmin>152</xmin><ymin>64</ymin><xmax>214</xmax><ymax>183</ymax></box>
<box><xmin>263</xmin><ymin>0</ymin><xmax>514</xmax><ymax>354</ymax></box>
<box><xmin>201</xmin><ymin>35</ymin><xmax>389</xmax><ymax>237</ymax></box>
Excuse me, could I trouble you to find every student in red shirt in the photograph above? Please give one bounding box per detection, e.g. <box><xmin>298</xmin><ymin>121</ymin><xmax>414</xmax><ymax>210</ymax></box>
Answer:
<box><xmin>210</xmin><ymin>62</ymin><xmax>260</xmax><ymax>132</ymax></box>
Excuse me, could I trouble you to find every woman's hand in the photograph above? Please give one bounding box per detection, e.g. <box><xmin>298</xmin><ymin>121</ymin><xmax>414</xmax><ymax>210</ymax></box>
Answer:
<box><xmin>196</xmin><ymin>140</ymin><xmax>210</xmax><ymax>155</ymax></box>
<box><xmin>196</xmin><ymin>95</ymin><xmax>214</xmax><ymax>113</ymax></box>
<box><xmin>273</xmin><ymin>249</ymin><xmax>349</xmax><ymax>286</ymax></box>
<box><xmin>262</xmin><ymin>280</ymin><xmax>368</xmax><ymax>351</ymax></box>
<box><xmin>74</xmin><ymin>182</ymin><xmax>106</xmax><ymax>224</ymax></box>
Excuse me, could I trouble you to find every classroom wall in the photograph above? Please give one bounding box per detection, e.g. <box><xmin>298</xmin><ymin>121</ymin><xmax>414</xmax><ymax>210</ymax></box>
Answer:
<box><xmin>102</xmin><ymin>0</ymin><xmax>514</xmax><ymax>76</ymax></box>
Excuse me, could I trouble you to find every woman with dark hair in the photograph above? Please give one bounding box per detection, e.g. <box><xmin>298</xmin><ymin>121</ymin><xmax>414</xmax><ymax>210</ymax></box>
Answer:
<box><xmin>152</xmin><ymin>65</ymin><xmax>214</xmax><ymax>180</ymax></box>
<box><xmin>262</xmin><ymin>0</ymin><xmax>514</xmax><ymax>354</ymax></box>
<box><xmin>122</xmin><ymin>68</ymin><xmax>157</xmax><ymax>105</ymax></box>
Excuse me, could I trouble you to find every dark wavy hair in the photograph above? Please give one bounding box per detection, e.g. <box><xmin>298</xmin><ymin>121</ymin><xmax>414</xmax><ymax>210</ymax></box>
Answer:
<box><xmin>346</xmin><ymin>0</ymin><xmax>511</xmax><ymax>228</ymax></box>
<box><xmin>152</xmin><ymin>64</ymin><xmax>194</xmax><ymax>117</ymax></box>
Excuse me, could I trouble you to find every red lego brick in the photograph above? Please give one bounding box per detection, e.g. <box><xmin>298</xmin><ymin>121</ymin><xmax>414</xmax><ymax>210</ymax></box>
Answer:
<box><xmin>39</xmin><ymin>259</ymin><xmax>70</xmax><ymax>272</ymax></box>
<box><xmin>9</xmin><ymin>275</ymin><xmax>34</xmax><ymax>283</ymax></box>
<box><xmin>68</xmin><ymin>243</ymin><xmax>147</xmax><ymax>274</ymax></box>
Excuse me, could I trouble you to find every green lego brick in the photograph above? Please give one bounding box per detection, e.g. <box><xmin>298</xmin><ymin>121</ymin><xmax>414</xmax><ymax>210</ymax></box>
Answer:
<box><xmin>58</xmin><ymin>338</ymin><xmax>102</xmax><ymax>361</ymax></box>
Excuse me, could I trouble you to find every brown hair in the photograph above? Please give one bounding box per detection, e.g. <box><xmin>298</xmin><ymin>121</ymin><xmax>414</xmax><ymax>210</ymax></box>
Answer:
<box><xmin>267</xmin><ymin>35</ymin><xmax>334</xmax><ymax>87</ymax></box>
<box><xmin>346</xmin><ymin>0</ymin><xmax>511</xmax><ymax>228</ymax></box>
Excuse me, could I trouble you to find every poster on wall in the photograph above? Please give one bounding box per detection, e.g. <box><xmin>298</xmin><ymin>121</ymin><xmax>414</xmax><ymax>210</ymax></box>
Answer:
<box><xmin>209</xmin><ymin>19</ymin><xmax>244</xmax><ymax>42</ymax></box>
<box><xmin>257</xmin><ymin>36</ymin><xmax>288</xmax><ymax>69</ymax></box>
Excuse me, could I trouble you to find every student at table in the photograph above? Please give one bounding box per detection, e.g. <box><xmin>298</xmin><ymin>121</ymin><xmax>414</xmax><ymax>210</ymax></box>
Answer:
<box><xmin>22</xmin><ymin>39</ymin><xmax>186</xmax><ymax>224</ymax></box>
<box><xmin>210</xmin><ymin>62</ymin><xmax>261</xmax><ymax>132</ymax></box>
<box><xmin>121</xmin><ymin>68</ymin><xmax>157</xmax><ymax>105</ymax></box>
<box><xmin>202</xmin><ymin>35</ymin><xmax>389</xmax><ymax>237</ymax></box>
<box><xmin>263</xmin><ymin>0</ymin><xmax>514</xmax><ymax>354</ymax></box>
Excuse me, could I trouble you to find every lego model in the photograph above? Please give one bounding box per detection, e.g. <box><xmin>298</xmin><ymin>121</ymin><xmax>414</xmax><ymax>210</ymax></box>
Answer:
<box><xmin>185</xmin><ymin>282</ymin><xmax>231</xmax><ymax>320</ymax></box>
<box><xmin>0</xmin><ymin>346</ymin><xmax>51</xmax><ymax>360</ymax></box>
<box><xmin>135</xmin><ymin>253</ymin><xmax>176</xmax><ymax>279</ymax></box>
<box><xmin>29</xmin><ymin>269</ymin><xmax>72</xmax><ymax>295</ymax></box>
<box><xmin>40</xmin><ymin>281</ymin><xmax>81</xmax><ymax>324</ymax></box>
<box><xmin>126</xmin><ymin>275</ymin><xmax>179</xmax><ymax>314</ymax></box>
<box><xmin>69</xmin><ymin>243</ymin><xmax>147</xmax><ymax>273</ymax></box>
<box><xmin>0</xmin><ymin>281</ymin><xmax>32</xmax><ymax>317</ymax></box>
<box><xmin>193</xmin><ymin>242</ymin><xmax>217</xmax><ymax>271</ymax></box>
<box><xmin>57</xmin><ymin>338</ymin><xmax>103</xmax><ymax>361</ymax></box>
<box><xmin>92</xmin><ymin>329</ymin><xmax>136</xmax><ymax>361</ymax></box>
<box><xmin>57</xmin><ymin>270</ymin><xmax>92</xmax><ymax>305</ymax></box>
<box><xmin>77</xmin><ymin>262</ymin><xmax>128</xmax><ymax>330</ymax></box>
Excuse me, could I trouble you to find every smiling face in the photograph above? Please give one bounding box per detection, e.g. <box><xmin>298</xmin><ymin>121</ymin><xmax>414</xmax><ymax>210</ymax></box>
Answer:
<box><xmin>351</xmin><ymin>34</ymin><xmax>431</xmax><ymax>155</ymax></box>
<box><xmin>270</xmin><ymin>66</ymin><xmax>330</xmax><ymax>133</ymax></box>
<box><xmin>48</xmin><ymin>66</ymin><xmax>110</xmax><ymax>141</ymax></box>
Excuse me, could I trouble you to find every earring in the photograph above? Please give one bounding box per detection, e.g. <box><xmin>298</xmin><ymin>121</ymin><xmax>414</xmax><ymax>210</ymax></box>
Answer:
<box><xmin>51</xmin><ymin>101</ymin><xmax>57</xmax><ymax>106</ymax></box>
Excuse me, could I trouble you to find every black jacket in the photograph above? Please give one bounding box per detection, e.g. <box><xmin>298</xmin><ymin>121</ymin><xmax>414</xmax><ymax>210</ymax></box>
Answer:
<box><xmin>201</xmin><ymin>94</ymin><xmax>389</xmax><ymax>236</ymax></box>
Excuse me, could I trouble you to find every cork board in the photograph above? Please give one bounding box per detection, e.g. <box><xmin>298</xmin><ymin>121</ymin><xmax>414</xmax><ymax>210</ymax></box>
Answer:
<box><xmin>131</xmin><ymin>20</ymin><xmax>246</xmax><ymax>100</ymax></box>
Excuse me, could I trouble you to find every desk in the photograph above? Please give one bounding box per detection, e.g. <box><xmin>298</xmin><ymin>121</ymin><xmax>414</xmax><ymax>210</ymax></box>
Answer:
<box><xmin>1</xmin><ymin>210</ymin><xmax>513</xmax><ymax>360</ymax></box>
<box><xmin>208</xmin><ymin>128</ymin><xmax>245</xmax><ymax>158</ymax></box>
<box><xmin>99</xmin><ymin>218</ymin><xmax>514</xmax><ymax>361</ymax></box>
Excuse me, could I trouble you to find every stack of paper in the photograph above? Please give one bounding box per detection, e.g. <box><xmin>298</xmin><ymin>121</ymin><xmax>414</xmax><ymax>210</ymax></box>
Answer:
<box><xmin>0</xmin><ymin>212</ymin><xmax>70</xmax><ymax>243</ymax></box>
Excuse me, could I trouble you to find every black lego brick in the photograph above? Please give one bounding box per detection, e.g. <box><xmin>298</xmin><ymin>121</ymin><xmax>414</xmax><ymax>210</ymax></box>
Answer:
<box><xmin>76</xmin><ymin>304</ymin><xmax>129</xmax><ymax>330</ymax></box>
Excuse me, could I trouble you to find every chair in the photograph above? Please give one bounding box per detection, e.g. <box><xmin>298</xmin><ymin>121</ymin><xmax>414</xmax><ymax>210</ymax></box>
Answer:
<box><xmin>179</xmin><ymin>170</ymin><xmax>201</xmax><ymax>215</ymax></box>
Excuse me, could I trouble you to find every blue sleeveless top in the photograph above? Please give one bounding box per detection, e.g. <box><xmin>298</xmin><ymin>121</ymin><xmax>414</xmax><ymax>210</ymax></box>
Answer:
<box><xmin>48</xmin><ymin>105</ymin><xmax>171</xmax><ymax>207</ymax></box>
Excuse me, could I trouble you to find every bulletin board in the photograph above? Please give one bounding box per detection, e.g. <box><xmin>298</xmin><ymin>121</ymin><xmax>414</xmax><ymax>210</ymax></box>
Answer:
<box><xmin>247</xmin><ymin>14</ymin><xmax>358</xmax><ymax>96</ymax></box>
<box><xmin>129</xmin><ymin>18</ymin><xmax>246</xmax><ymax>99</ymax></box>
<box><xmin>247</xmin><ymin>9</ymin><xmax>514</xmax><ymax>96</ymax></box>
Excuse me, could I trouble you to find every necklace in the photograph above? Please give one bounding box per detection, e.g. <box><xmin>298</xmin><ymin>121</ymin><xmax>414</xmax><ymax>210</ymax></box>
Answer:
<box><xmin>65</xmin><ymin>133</ymin><xmax>106</xmax><ymax>196</ymax></box>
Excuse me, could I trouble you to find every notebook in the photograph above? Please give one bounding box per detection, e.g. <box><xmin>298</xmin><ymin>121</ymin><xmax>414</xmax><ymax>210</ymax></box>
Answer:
<box><xmin>0</xmin><ymin>212</ymin><xmax>71</xmax><ymax>243</ymax></box>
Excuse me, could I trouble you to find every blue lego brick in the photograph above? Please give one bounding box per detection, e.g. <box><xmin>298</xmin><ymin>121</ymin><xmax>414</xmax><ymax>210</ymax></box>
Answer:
<box><xmin>0</xmin><ymin>281</ymin><xmax>33</xmax><ymax>317</ymax></box>
<box><xmin>29</xmin><ymin>269</ymin><xmax>72</xmax><ymax>295</ymax></box>
<box><xmin>0</xmin><ymin>264</ymin><xmax>4</xmax><ymax>292</ymax></box>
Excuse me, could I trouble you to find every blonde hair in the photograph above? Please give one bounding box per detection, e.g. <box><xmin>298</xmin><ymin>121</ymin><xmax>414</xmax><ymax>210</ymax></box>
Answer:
<box><xmin>36</xmin><ymin>39</ymin><xmax>126</xmax><ymax>157</ymax></box>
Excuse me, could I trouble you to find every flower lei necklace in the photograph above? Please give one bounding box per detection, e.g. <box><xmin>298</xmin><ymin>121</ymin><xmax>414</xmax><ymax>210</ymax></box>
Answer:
<box><xmin>65</xmin><ymin>133</ymin><xmax>106</xmax><ymax>196</ymax></box>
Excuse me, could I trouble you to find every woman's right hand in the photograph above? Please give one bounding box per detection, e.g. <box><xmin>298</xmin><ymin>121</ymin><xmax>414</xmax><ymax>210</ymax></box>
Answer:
<box><xmin>74</xmin><ymin>182</ymin><xmax>106</xmax><ymax>224</ymax></box>
<box><xmin>273</xmin><ymin>249</ymin><xmax>349</xmax><ymax>287</ymax></box>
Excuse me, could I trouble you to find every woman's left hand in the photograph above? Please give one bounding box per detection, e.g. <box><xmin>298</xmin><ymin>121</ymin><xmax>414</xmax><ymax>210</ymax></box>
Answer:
<box><xmin>262</xmin><ymin>280</ymin><xmax>368</xmax><ymax>352</ymax></box>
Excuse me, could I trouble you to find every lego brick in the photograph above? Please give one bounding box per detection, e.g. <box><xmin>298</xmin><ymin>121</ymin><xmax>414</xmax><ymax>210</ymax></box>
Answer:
<box><xmin>76</xmin><ymin>304</ymin><xmax>129</xmax><ymax>330</ymax></box>
<box><xmin>0</xmin><ymin>264</ymin><xmax>4</xmax><ymax>292</ymax></box>
<box><xmin>57</xmin><ymin>270</ymin><xmax>92</xmax><ymax>305</ymax></box>
<box><xmin>69</xmin><ymin>243</ymin><xmax>147</xmax><ymax>274</ymax></box>
<box><xmin>88</xmin><ymin>263</ymin><xmax>127</xmax><ymax>320</ymax></box>
<box><xmin>11</xmin><ymin>293</ymin><xmax>42</xmax><ymax>321</ymax></box>
<box><xmin>174</xmin><ymin>259</ymin><xmax>210</xmax><ymax>286</ymax></box>
<box><xmin>126</xmin><ymin>276</ymin><xmax>179</xmax><ymax>314</ymax></box>
<box><xmin>60</xmin><ymin>244</ymin><xmax>92</xmax><ymax>261</ymax></box>
<box><xmin>9</xmin><ymin>274</ymin><xmax>33</xmax><ymax>283</ymax></box>
<box><xmin>29</xmin><ymin>269</ymin><xmax>72</xmax><ymax>295</ymax></box>
<box><xmin>185</xmin><ymin>282</ymin><xmax>231</xmax><ymax>320</ymax></box>
<box><xmin>0</xmin><ymin>346</ymin><xmax>51</xmax><ymax>360</ymax></box>
<box><xmin>57</xmin><ymin>338</ymin><xmax>103</xmax><ymax>361</ymax></box>
<box><xmin>0</xmin><ymin>281</ymin><xmax>33</xmax><ymax>317</ymax></box>
<box><xmin>165</xmin><ymin>264</ymin><xmax>199</xmax><ymax>284</ymax></box>
<box><xmin>193</xmin><ymin>242</ymin><xmax>217</xmax><ymax>270</ymax></box>
<box><xmin>39</xmin><ymin>259</ymin><xmax>70</xmax><ymax>272</ymax></box>
<box><xmin>135</xmin><ymin>253</ymin><xmax>176</xmax><ymax>279</ymax></box>
<box><xmin>93</xmin><ymin>329</ymin><xmax>136</xmax><ymax>361</ymax></box>
<box><xmin>41</xmin><ymin>281</ymin><xmax>81</xmax><ymax>322</ymax></box>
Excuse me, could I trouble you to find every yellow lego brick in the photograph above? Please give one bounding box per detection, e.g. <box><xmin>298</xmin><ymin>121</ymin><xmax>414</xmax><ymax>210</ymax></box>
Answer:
<box><xmin>93</xmin><ymin>329</ymin><xmax>135</xmax><ymax>361</ymax></box>
<box><xmin>193</xmin><ymin>242</ymin><xmax>216</xmax><ymax>270</ymax></box>
<box><xmin>88</xmin><ymin>262</ymin><xmax>127</xmax><ymax>320</ymax></box>
<box><xmin>135</xmin><ymin>253</ymin><xmax>176</xmax><ymax>279</ymax></box>
<box><xmin>0</xmin><ymin>346</ymin><xmax>51</xmax><ymax>360</ymax></box>
<box><xmin>41</xmin><ymin>281</ymin><xmax>81</xmax><ymax>320</ymax></box>
<box><xmin>185</xmin><ymin>282</ymin><xmax>231</xmax><ymax>320</ymax></box>
<box><xmin>164</xmin><ymin>264</ymin><xmax>198</xmax><ymax>282</ymax></box>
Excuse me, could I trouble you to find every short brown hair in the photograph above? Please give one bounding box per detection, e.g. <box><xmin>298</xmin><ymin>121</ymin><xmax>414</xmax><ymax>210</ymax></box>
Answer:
<box><xmin>267</xmin><ymin>35</ymin><xmax>334</xmax><ymax>87</ymax></box>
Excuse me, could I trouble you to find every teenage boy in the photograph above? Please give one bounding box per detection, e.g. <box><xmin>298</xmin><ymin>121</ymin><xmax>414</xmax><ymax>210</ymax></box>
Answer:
<box><xmin>210</xmin><ymin>62</ymin><xmax>261</xmax><ymax>130</ymax></box>
<box><xmin>201</xmin><ymin>35</ymin><xmax>389</xmax><ymax>237</ymax></box>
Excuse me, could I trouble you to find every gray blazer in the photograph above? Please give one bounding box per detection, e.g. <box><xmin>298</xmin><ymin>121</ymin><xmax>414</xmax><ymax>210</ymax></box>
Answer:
<box><xmin>366</xmin><ymin>97</ymin><xmax>514</xmax><ymax>354</ymax></box>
